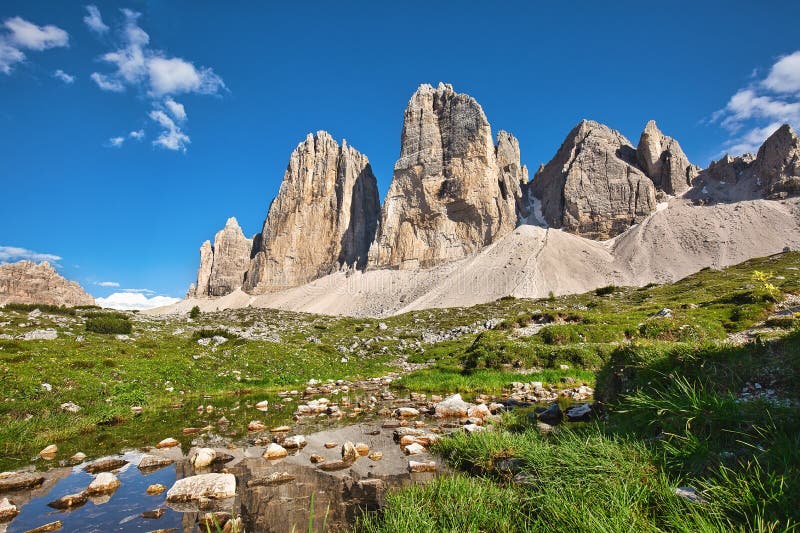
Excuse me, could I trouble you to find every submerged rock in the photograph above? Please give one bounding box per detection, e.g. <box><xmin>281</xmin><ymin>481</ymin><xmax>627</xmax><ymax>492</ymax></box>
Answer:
<box><xmin>434</xmin><ymin>394</ymin><xmax>471</xmax><ymax>417</ymax></box>
<box><xmin>83</xmin><ymin>457</ymin><xmax>128</xmax><ymax>474</ymax></box>
<box><xmin>0</xmin><ymin>497</ymin><xmax>20</xmax><ymax>521</ymax></box>
<box><xmin>146</xmin><ymin>484</ymin><xmax>167</xmax><ymax>495</ymax></box>
<box><xmin>166</xmin><ymin>473</ymin><xmax>236</xmax><ymax>503</ymax></box>
<box><xmin>86</xmin><ymin>472</ymin><xmax>121</xmax><ymax>495</ymax></box>
<box><xmin>48</xmin><ymin>491</ymin><xmax>88</xmax><ymax>510</ymax></box>
<box><xmin>263</xmin><ymin>443</ymin><xmax>288</xmax><ymax>460</ymax></box>
<box><xmin>534</xmin><ymin>403</ymin><xmax>562</xmax><ymax>425</ymax></box>
<box><xmin>190</xmin><ymin>448</ymin><xmax>216</xmax><ymax>468</ymax></box>
<box><xmin>138</xmin><ymin>454</ymin><xmax>174</xmax><ymax>471</ymax></box>
<box><xmin>0</xmin><ymin>471</ymin><xmax>45</xmax><ymax>492</ymax></box>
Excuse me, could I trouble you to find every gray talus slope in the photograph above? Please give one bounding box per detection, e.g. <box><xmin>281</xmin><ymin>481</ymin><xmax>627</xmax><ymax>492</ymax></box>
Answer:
<box><xmin>154</xmin><ymin>197</ymin><xmax>800</xmax><ymax>317</ymax></box>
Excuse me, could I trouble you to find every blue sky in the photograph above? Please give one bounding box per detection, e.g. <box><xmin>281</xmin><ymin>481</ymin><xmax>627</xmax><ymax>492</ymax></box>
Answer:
<box><xmin>1</xmin><ymin>1</ymin><xmax>799</xmax><ymax>308</ymax></box>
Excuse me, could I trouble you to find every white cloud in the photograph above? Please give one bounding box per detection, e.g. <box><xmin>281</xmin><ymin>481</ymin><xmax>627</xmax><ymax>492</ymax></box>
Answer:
<box><xmin>762</xmin><ymin>51</ymin><xmax>800</xmax><ymax>94</ymax></box>
<box><xmin>53</xmin><ymin>69</ymin><xmax>74</xmax><ymax>84</ymax></box>
<box><xmin>129</xmin><ymin>129</ymin><xmax>145</xmax><ymax>140</ymax></box>
<box><xmin>724</xmin><ymin>122</ymin><xmax>784</xmax><ymax>155</ymax></box>
<box><xmin>95</xmin><ymin>292</ymin><xmax>180</xmax><ymax>310</ymax></box>
<box><xmin>147</xmin><ymin>57</ymin><xmax>224</xmax><ymax>97</ymax></box>
<box><xmin>164</xmin><ymin>97</ymin><xmax>186</xmax><ymax>121</ymax></box>
<box><xmin>0</xmin><ymin>40</ymin><xmax>24</xmax><ymax>74</ymax></box>
<box><xmin>91</xmin><ymin>72</ymin><xmax>125</xmax><ymax>92</ymax></box>
<box><xmin>88</xmin><ymin>9</ymin><xmax>223</xmax><ymax>152</ymax></box>
<box><xmin>108</xmin><ymin>136</ymin><xmax>125</xmax><ymax>147</ymax></box>
<box><xmin>0</xmin><ymin>246</ymin><xmax>61</xmax><ymax>264</ymax></box>
<box><xmin>711</xmin><ymin>50</ymin><xmax>800</xmax><ymax>156</ymax></box>
<box><xmin>121</xmin><ymin>288</ymin><xmax>155</xmax><ymax>294</ymax></box>
<box><xmin>149</xmin><ymin>108</ymin><xmax>190</xmax><ymax>152</ymax></box>
<box><xmin>0</xmin><ymin>16</ymin><xmax>69</xmax><ymax>75</ymax></box>
<box><xmin>83</xmin><ymin>5</ymin><xmax>109</xmax><ymax>34</ymax></box>
<box><xmin>94</xmin><ymin>281</ymin><xmax>120</xmax><ymax>287</ymax></box>
<box><xmin>4</xmin><ymin>16</ymin><xmax>68</xmax><ymax>50</ymax></box>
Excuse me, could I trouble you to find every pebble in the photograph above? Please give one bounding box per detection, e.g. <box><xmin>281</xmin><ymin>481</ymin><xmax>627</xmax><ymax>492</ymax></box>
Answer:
<box><xmin>156</xmin><ymin>438</ymin><xmax>180</xmax><ymax>449</ymax></box>
<box><xmin>247</xmin><ymin>421</ymin><xmax>267</xmax><ymax>432</ymax></box>
<box><xmin>408</xmin><ymin>460</ymin><xmax>436</xmax><ymax>473</ymax></box>
<box><xmin>262</xmin><ymin>443</ymin><xmax>288</xmax><ymax>460</ymax></box>
<box><xmin>39</xmin><ymin>444</ymin><xmax>57</xmax><ymax>459</ymax></box>
<box><xmin>146</xmin><ymin>484</ymin><xmax>167</xmax><ymax>495</ymax></box>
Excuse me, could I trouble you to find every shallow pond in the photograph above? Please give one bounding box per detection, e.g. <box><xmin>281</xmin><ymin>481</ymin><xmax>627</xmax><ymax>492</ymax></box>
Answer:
<box><xmin>1</xmin><ymin>379</ymin><xmax>591</xmax><ymax>532</ymax></box>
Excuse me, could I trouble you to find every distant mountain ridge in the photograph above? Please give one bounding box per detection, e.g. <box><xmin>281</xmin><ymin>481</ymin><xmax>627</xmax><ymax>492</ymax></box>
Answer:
<box><xmin>182</xmin><ymin>82</ymin><xmax>800</xmax><ymax>314</ymax></box>
<box><xmin>0</xmin><ymin>261</ymin><xmax>94</xmax><ymax>307</ymax></box>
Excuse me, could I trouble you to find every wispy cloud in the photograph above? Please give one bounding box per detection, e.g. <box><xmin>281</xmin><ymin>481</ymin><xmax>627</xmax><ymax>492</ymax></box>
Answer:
<box><xmin>121</xmin><ymin>288</ymin><xmax>156</xmax><ymax>294</ymax></box>
<box><xmin>94</xmin><ymin>281</ymin><xmax>120</xmax><ymax>287</ymax></box>
<box><xmin>83</xmin><ymin>5</ymin><xmax>109</xmax><ymax>34</ymax></box>
<box><xmin>0</xmin><ymin>246</ymin><xmax>62</xmax><ymax>265</ymax></box>
<box><xmin>86</xmin><ymin>7</ymin><xmax>224</xmax><ymax>152</ymax></box>
<box><xmin>149</xmin><ymin>108</ymin><xmax>190</xmax><ymax>152</ymax></box>
<box><xmin>0</xmin><ymin>16</ymin><xmax>69</xmax><ymax>74</ymax></box>
<box><xmin>90</xmin><ymin>72</ymin><xmax>124</xmax><ymax>92</ymax></box>
<box><xmin>711</xmin><ymin>50</ymin><xmax>800</xmax><ymax>155</ymax></box>
<box><xmin>129</xmin><ymin>129</ymin><xmax>145</xmax><ymax>140</ymax></box>
<box><xmin>53</xmin><ymin>69</ymin><xmax>74</xmax><ymax>84</ymax></box>
<box><xmin>96</xmin><ymin>291</ymin><xmax>179</xmax><ymax>310</ymax></box>
<box><xmin>108</xmin><ymin>136</ymin><xmax>125</xmax><ymax>147</ymax></box>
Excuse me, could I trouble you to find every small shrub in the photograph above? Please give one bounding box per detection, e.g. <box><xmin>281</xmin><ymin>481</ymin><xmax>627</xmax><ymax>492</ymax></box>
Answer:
<box><xmin>86</xmin><ymin>315</ymin><xmax>132</xmax><ymax>334</ymax></box>
<box><xmin>765</xmin><ymin>316</ymin><xmax>797</xmax><ymax>329</ymax></box>
<box><xmin>539</xmin><ymin>325</ymin><xmax>583</xmax><ymax>345</ymax></box>
<box><xmin>192</xmin><ymin>328</ymin><xmax>237</xmax><ymax>340</ymax></box>
<box><xmin>461</xmin><ymin>331</ymin><xmax>513</xmax><ymax>373</ymax></box>
<box><xmin>189</xmin><ymin>305</ymin><xmax>201</xmax><ymax>319</ymax></box>
<box><xmin>595</xmin><ymin>285</ymin><xmax>618</xmax><ymax>296</ymax></box>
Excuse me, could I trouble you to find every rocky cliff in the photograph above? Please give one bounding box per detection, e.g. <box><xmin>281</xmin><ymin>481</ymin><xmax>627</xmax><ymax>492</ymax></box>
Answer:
<box><xmin>636</xmin><ymin>120</ymin><xmax>699</xmax><ymax>196</ymax></box>
<box><xmin>191</xmin><ymin>217</ymin><xmax>252</xmax><ymax>297</ymax></box>
<box><xmin>530</xmin><ymin>120</ymin><xmax>658</xmax><ymax>240</ymax></box>
<box><xmin>244</xmin><ymin>131</ymin><xmax>380</xmax><ymax>293</ymax></box>
<box><xmin>368</xmin><ymin>83</ymin><xmax>525</xmax><ymax>269</ymax></box>
<box><xmin>693</xmin><ymin>124</ymin><xmax>800</xmax><ymax>202</ymax></box>
<box><xmin>0</xmin><ymin>261</ymin><xmax>94</xmax><ymax>307</ymax></box>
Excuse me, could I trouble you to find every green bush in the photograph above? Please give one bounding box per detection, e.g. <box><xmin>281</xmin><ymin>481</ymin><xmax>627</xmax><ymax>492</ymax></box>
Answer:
<box><xmin>85</xmin><ymin>315</ymin><xmax>132</xmax><ymax>334</ymax></box>
<box><xmin>3</xmin><ymin>302</ymin><xmax>76</xmax><ymax>316</ymax></box>
<box><xmin>595</xmin><ymin>285</ymin><xmax>618</xmax><ymax>296</ymax></box>
<box><xmin>540</xmin><ymin>324</ymin><xmax>583</xmax><ymax>345</ymax></box>
<box><xmin>189</xmin><ymin>305</ymin><xmax>201</xmax><ymax>319</ymax></box>
<box><xmin>461</xmin><ymin>331</ymin><xmax>513</xmax><ymax>372</ymax></box>
<box><xmin>191</xmin><ymin>328</ymin><xmax>237</xmax><ymax>340</ymax></box>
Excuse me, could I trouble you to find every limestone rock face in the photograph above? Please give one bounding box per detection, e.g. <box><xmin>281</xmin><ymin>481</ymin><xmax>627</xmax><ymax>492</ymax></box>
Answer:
<box><xmin>191</xmin><ymin>241</ymin><xmax>213</xmax><ymax>297</ymax></box>
<box><xmin>244</xmin><ymin>132</ymin><xmax>380</xmax><ymax>293</ymax></box>
<box><xmin>191</xmin><ymin>218</ymin><xmax>251</xmax><ymax>297</ymax></box>
<box><xmin>495</xmin><ymin>130</ymin><xmax>530</xmax><ymax>216</ymax></box>
<box><xmin>636</xmin><ymin>120</ymin><xmax>699</xmax><ymax>195</ymax></box>
<box><xmin>530</xmin><ymin>120</ymin><xmax>657</xmax><ymax>240</ymax></box>
<box><xmin>368</xmin><ymin>83</ymin><xmax>524</xmax><ymax>269</ymax></box>
<box><xmin>693</xmin><ymin>124</ymin><xmax>800</xmax><ymax>202</ymax></box>
<box><xmin>0</xmin><ymin>261</ymin><xmax>94</xmax><ymax>307</ymax></box>
<box><xmin>753</xmin><ymin>124</ymin><xmax>800</xmax><ymax>196</ymax></box>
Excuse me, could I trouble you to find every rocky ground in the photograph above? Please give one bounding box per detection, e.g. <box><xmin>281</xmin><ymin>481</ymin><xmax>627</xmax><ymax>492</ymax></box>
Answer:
<box><xmin>1</xmin><ymin>252</ymin><xmax>799</xmax><ymax>531</ymax></box>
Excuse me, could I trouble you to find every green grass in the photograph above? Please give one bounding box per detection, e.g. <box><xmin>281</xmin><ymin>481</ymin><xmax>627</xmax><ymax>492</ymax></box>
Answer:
<box><xmin>1</xmin><ymin>251</ymin><xmax>799</xmax><ymax>529</ymax></box>
<box><xmin>361</xmin><ymin>253</ymin><xmax>800</xmax><ymax>532</ymax></box>
<box><xmin>394</xmin><ymin>367</ymin><xmax>594</xmax><ymax>394</ymax></box>
<box><xmin>357</xmin><ymin>474</ymin><xmax>534</xmax><ymax>532</ymax></box>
